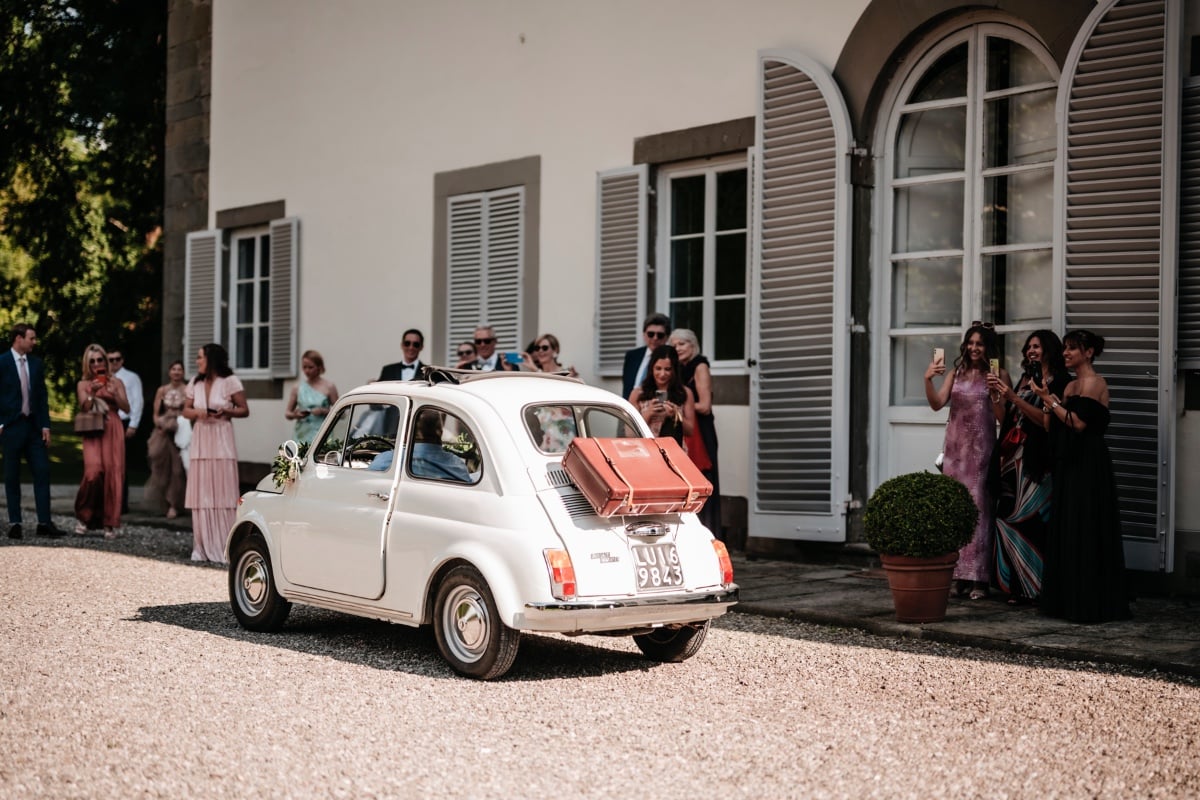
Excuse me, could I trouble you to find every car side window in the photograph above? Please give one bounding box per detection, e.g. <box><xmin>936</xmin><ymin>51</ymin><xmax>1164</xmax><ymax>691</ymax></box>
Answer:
<box><xmin>522</xmin><ymin>404</ymin><xmax>641</xmax><ymax>453</ymax></box>
<box><xmin>347</xmin><ymin>403</ymin><xmax>401</xmax><ymax>470</ymax></box>
<box><xmin>312</xmin><ymin>406</ymin><xmax>353</xmax><ymax>467</ymax></box>
<box><xmin>408</xmin><ymin>407</ymin><xmax>480</xmax><ymax>485</ymax></box>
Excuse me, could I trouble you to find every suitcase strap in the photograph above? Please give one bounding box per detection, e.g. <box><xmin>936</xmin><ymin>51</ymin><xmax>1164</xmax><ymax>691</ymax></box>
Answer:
<box><xmin>656</xmin><ymin>442</ymin><xmax>699</xmax><ymax>504</ymax></box>
<box><xmin>596</xmin><ymin>441</ymin><xmax>636</xmax><ymax>508</ymax></box>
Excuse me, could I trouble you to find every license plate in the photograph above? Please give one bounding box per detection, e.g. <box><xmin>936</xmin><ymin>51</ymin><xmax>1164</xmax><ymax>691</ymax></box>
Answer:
<box><xmin>631</xmin><ymin>543</ymin><xmax>683</xmax><ymax>591</ymax></box>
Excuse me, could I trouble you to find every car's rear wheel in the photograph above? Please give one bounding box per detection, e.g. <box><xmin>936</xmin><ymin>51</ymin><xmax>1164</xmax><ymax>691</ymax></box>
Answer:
<box><xmin>633</xmin><ymin>620</ymin><xmax>710</xmax><ymax>662</ymax></box>
<box><xmin>433</xmin><ymin>565</ymin><xmax>520</xmax><ymax>680</ymax></box>
<box><xmin>229</xmin><ymin>532</ymin><xmax>291</xmax><ymax>632</ymax></box>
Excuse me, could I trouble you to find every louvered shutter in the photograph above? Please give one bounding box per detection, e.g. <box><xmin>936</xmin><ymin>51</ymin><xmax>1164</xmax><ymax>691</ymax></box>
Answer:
<box><xmin>269</xmin><ymin>217</ymin><xmax>299</xmax><ymax>378</ymax></box>
<box><xmin>184</xmin><ymin>230</ymin><xmax>222</xmax><ymax>365</ymax></box>
<box><xmin>1060</xmin><ymin>0</ymin><xmax>1181</xmax><ymax>569</ymax></box>
<box><xmin>1180</xmin><ymin>79</ymin><xmax>1200</xmax><ymax>367</ymax></box>
<box><xmin>594</xmin><ymin>166</ymin><xmax>648</xmax><ymax>376</ymax></box>
<box><xmin>445</xmin><ymin>188</ymin><xmax>525</xmax><ymax>360</ymax></box>
<box><xmin>749</xmin><ymin>51</ymin><xmax>853</xmax><ymax>542</ymax></box>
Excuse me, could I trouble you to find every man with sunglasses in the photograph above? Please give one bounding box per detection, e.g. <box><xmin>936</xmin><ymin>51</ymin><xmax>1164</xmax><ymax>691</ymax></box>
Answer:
<box><xmin>106</xmin><ymin>349</ymin><xmax>142</xmax><ymax>513</ymax></box>
<box><xmin>1</xmin><ymin>324</ymin><xmax>63</xmax><ymax>538</ymax></box>
<box><xmin>469</xmin><ymin>325</ymin><xmax>516</xmax><ymax>372</ymax></box>
<box><xmin>378</xmin><ymin>329</ymin><xmax>427</xmax><ymax>381</ymax></box>
<box><xmin>621</xmin><ymin>313</ymin><xmax>671</xmax><ymax>400</ymax></box>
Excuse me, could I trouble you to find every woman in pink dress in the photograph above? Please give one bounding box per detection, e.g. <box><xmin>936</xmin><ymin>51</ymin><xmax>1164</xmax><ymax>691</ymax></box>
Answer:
<box><xmin>182</xmin><ymin>343</ymin><xmax>249</xmax><ymax>563</ymax></box>
<box><xmin>74</xmin><ymin>343</ymin><xmax>129</xmax><ymax>539</ymax></box>
<box><xmin>924</xmin><ymin>323</ymin><xmax>1009</xmax><ymax>599</ymax></box>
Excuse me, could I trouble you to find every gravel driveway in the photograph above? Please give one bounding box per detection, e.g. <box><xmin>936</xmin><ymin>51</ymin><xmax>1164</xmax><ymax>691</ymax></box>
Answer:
<box><xmin>3</xmin><ymin>529</ymin><xmax>1199</xmax><ymax>798</ymax></box>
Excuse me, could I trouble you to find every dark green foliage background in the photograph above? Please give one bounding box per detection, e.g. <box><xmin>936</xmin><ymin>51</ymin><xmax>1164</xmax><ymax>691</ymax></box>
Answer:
<box><xmin>0</xmin><ymin>0</ymin><xmax>166</xmax><ymax>411</ymax></box>
<box><xmin>863</xmin><ymin>471</ymin><xmax>979</xmax><ymax>558</ymax></box>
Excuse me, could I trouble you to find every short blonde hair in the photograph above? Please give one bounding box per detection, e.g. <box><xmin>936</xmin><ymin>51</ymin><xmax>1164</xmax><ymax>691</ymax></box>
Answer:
<box><xmin>301</xmin><ymin>349</ymin><xmax>325</xmax><ymax>375</ymax></box>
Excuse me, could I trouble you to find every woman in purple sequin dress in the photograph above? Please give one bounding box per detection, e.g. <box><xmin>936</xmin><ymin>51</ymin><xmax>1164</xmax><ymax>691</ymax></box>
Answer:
<box><xmin>925</xmin><ymin>323</ymin><xmax>1008</xmax><ymax>599</ymax></box>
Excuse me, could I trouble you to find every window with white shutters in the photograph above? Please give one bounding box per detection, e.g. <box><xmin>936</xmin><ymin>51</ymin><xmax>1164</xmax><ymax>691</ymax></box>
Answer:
<box><xmin>594</xmin><ymin>166</ymin><xmax>648</xmax><ymax>376</ymax></box>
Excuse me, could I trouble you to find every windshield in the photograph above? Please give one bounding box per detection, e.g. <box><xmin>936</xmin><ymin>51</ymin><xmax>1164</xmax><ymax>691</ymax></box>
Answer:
<box><xmin>522</xmin><ymin>404</ymin><xmax>642</xmax><ymax>454</ymax></box>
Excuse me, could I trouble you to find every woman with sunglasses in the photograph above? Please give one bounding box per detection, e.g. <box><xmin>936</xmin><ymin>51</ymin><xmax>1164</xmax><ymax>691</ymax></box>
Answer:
<box><xmin>527</xmin><ymin>333</ymin><xmax>578</xmax><ymax>378</ymax></box>
<box><xmin>74</xmin><ymin>343</ymin><xmax>130</xmax><ymax>539</ymax></box>
<box><xmin>925</xmin><ymin>322</ymin><xmax>1009</xmax><ymax>600</ymax></box>
<box><xmin>1030</xmin><ymin>329</ymin><xmax>1130</xmax><ymax>623</ymax></box>
<box><xmin>454</xmin><ymin>341</ymin><xmax>477</xmax><ymax>369</ymax></box>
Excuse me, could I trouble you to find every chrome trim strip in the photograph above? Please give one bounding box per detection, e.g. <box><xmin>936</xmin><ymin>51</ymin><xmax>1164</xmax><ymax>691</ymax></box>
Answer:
<box><xmin>526</xmin><ymin>586</ymin><xmax>738</xmax><ymax>611</ymax></box>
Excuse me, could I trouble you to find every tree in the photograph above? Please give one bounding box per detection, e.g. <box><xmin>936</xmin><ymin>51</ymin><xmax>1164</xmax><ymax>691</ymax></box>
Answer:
<box><xmin>0</xmin><ymin>0</ymin><xmax>165</xmax><ymax>408</ymax></box>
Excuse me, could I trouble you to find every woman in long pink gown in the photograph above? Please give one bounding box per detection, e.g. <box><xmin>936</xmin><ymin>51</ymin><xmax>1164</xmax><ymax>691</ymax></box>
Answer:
<box><xmin>74</xmin><ymin>344</ymin><xmax>129</xmax><ymax>538</ymax></box>
<box><xmin>924</xmin><ymin>323</ymin><xmax>1009</xmax><ymax>599</ymax></box>
<box><xmin>182</xmin><ymin>343</ymin><xmax>249</xmax><ymax>563</ymax></box>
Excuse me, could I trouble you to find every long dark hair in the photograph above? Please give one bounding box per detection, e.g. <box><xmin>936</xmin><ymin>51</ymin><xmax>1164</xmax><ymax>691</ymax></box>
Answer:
<box><xmin>199</xmin><ymin>343</ymin><xmax>233</xmax><ymax>379</ymax></box>
<box><xmin>638</xmin><ymin>344</ymin><xmax>686</xmax><ymax>404</ymax></box>
<box><xmin>1021</xmin><ymin>329</ymin><xmax>1065</xmax><ymax>376</ymax></box>
<box><xmin>954</xmin><ymin>323</ymin><xmax>999</xmax><ymax>372</ymax></box>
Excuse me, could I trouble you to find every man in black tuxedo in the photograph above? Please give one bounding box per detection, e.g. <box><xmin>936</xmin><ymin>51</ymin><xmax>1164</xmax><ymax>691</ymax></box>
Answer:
<box><xmin>378</xmin><ymin>328</ymin><xmax>427</xmax><ymax>381</ymax></box>
<box><xmin>1</xmin><ymin>323</ymin><xmax>63</xmax><ymax>538</ymax></box>
<box><xmin>621</xmin><ymin>313</ymin><xmax>671</xmax><ymax>400</ymax></box>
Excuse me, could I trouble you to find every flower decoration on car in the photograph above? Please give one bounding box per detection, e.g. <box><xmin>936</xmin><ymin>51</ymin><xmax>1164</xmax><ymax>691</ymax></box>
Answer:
<box><xmin>271</xmin><ymin>440</ymin><xmax>310</xmax><ymax>487</ymax></box>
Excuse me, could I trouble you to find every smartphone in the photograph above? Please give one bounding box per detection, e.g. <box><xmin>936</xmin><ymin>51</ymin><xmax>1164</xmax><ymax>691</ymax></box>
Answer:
<box><xmin>208</xmin><ymin>407</ymin><xmax>220</xmax><ymax>416</ymax></box>
<box><xmin>504</xmin><ymin>351</ymin><xmax>523</xmax><ymax>365</ymax></box>
<box><xmin>932</xmin><ymin>348</ymin><xmax>945</xmax><ymax>367</ymax></box>
<box><xmin>989</xmin><ymin>358</ymin><xmax>1000</xmax><ymax>376</ymax></box>
<box><xmin>654</xmin><ymin>390</ymin><xmax>668</xmax><ymax>403</ymax></box>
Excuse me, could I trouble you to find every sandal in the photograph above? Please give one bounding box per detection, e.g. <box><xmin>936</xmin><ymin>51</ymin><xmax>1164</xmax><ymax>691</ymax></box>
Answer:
<box><xmin>969</xmin><ymin>587</ymin><xmax>988</xmax><ymax>601</ymax></box>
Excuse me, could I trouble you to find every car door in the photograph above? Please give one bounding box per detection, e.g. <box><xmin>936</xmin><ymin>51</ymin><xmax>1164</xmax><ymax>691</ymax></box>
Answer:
<box><xmin>280</xmin><ymin>399</ymin><xmax>408</xmax><ymax>599</ymax></box>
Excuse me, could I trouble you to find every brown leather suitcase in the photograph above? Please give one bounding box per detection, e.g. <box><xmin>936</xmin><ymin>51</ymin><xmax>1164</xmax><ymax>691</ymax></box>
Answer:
<box><xmin>561</xmin><ymin>437</ymin><xmax>713</xmax><ymax>517</ymax></box>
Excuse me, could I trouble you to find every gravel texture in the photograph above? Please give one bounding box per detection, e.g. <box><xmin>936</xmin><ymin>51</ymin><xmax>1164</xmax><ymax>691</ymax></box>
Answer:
<box><xmin>3</xmin><ymin>524</ymin><xmax>1199</xmax><ymax>798</ymax></box>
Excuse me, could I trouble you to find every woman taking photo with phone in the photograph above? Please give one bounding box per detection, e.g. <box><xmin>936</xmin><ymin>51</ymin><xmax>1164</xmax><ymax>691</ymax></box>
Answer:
<box><xmin>74</xmin><ymin>343</ymin><xmax>130</xmax><ymax>538</ymax></box>
<box><xmin>183</xmin><ymin>343</ymin><xmax>249</xmax><ymax>564</ymax></box>
<box><xmin>987</xmin><ymin>331</ymin><xmax>1068</xmax><ymax>605</ymax></box>
<box><xmin>925</xmin><ymin>322</ymin><xmax>1008</xmax><ymax>600</ymax></box>
<box><xmin>629</xmin><ymin>344</ymin><xmax>694</xmax><ymax>444</ymax></box>
<box><xmin>1031</xmin><ymin>329</ymin><xmax>1130</xmax><ymax>623</ymax></box>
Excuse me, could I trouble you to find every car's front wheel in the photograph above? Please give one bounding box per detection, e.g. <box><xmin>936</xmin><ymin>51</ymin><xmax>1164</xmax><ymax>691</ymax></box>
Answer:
<box><xmin>229</xmin><ymin>532</ymin><xmax>291</xmax><ymax>632</ymax></box>
<box><xmin>433</xmin><ymin>565</ymin><xmax>520</xmax><ymax>680</ymax></box>
<box><xmin>633</xmin><ymin>621</ymin><xmax>710</xmax><ymax>662</ymax></box>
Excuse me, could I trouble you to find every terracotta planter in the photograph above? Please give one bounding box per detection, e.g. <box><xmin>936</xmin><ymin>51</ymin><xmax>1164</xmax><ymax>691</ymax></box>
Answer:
<box><xmin>878</xmin><ymin>552</ymin><xmax>960</xmax><ymax>623</ymax></box>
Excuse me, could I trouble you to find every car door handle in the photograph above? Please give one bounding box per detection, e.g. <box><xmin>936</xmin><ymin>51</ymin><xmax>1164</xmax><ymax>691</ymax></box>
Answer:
<box><xmin>367</xmin><ymin>491</ymin><xmax>390</xmax><ymax>502</ymax></box>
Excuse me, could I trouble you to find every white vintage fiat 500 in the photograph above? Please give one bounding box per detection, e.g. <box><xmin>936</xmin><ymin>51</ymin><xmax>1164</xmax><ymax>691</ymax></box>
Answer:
<box><xmin>227</xmin><ymin>370</ymin><xmax>737</xmax><ymax>679</ymax></box>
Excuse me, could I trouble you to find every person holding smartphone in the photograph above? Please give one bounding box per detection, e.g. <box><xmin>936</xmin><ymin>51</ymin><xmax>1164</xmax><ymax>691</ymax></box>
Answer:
<box><xmin>924</xmin><ymin>322</ymin><xmax>1007</xmax><ymax>600</ymax></box>
<box><xmin>285</xmin><ymin>349</ymin><xmax>339</xmax><ymax>444</ymax></box>
<box><xmin>987</xmin><ymin>330</ymin><xmax>1069</xmax><ymax>605</ymax></box>
<box><xmin>628</xmin><ymin>344</ymin><xmax>694</xmax><ymax>445</ymax></box>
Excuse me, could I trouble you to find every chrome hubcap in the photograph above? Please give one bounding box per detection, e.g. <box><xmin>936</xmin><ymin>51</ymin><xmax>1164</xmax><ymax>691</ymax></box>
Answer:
<box><xmin>237</xmin><ymin>551</ymin><xmax>269</xmax><ymax>614</ymax></box>
<box><xmin>443</xmin><ymin>585</ymin><xmax>488</xmax><ymax>663</ymax></box>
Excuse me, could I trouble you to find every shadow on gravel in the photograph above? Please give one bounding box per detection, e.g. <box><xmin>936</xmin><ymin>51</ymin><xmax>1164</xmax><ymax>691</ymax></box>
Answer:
<box><xmin>1</xmin><ymin>525</ymin><xmax>200</xmax><ymax>567</ymax></box>
<box><xmin>132</xmin><ymin>601</ymin><xmax>659</xmax><ymax>682</ymax></box>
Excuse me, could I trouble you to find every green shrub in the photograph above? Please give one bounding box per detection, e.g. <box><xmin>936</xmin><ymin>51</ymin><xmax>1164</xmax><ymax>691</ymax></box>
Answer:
<box><xmin>863</xmin><ymin>471</ymin><xmax>979</xmax><ymax>558</ymax></box>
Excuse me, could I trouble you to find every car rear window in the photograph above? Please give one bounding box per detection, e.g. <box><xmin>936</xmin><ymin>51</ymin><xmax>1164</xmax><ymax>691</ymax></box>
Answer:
<box><xmin>523</xmin><ymin>404</ymin><xmax>641</xmax><ymax>454</ymax></box>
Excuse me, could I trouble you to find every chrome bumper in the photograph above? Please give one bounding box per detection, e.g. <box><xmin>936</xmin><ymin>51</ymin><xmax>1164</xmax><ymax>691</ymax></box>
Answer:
<box><xmin>515</xmin><ymin>585</ymin><xmax>738</xmax><ymax>633</ymax></box>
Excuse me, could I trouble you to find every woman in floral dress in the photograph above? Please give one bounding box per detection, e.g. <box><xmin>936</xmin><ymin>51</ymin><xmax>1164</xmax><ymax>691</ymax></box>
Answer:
<box><xmin>925</xmin><ymin>323</ymin><xmax>1008</xmax><ymax>599</ymax></box>
<box><xmin>145</xmin><ymin>359</ymin><xmax>188</xmax><ymax>519</ymax></box>
<box><xmin>183</xmin><ymin>343</ymin><xmax>249</xmax><ymax>563</ymax></box>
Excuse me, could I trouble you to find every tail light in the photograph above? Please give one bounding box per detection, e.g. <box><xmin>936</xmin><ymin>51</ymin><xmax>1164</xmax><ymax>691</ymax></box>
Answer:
<box><xmin>712</xmin><ymin>540</ymin><xmax>734</xmax><ymax>585</ymax></box>
<box><xmin>543</xmin><ymin>549</ymin><xmax>576</xmax><ymax>600</ymax></box>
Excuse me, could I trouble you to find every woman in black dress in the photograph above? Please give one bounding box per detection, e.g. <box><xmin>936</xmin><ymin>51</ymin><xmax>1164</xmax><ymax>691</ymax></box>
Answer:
<box><xmin>670</xmin><ymin>328</ymin><xmax>722</xmax><ymax>540</ymax></box>
<box><xmin>1031</xmin><ymin>330</ymin><xmax>1130</xmax><ymax>623</ymax></box>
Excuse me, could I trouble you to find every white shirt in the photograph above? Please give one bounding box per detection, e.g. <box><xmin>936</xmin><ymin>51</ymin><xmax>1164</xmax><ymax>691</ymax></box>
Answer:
<box><xmin>400</xmin><ymin>362</ymin><xmax>419</xmax><ymax>381</ymax></box>
<box><xmin>114</xmin><ymin>366</ymin><xmax>143</xmax><ymax>428</ymax></box>
<box><xmin>477</xmin><ymin>354</ymin><xmax>499</xmax><ymax>371</ymax></box>
<box><xmin>633</xmin><ymin>348</ymin><xmax>652</xmax><ymax>390</ymax></box>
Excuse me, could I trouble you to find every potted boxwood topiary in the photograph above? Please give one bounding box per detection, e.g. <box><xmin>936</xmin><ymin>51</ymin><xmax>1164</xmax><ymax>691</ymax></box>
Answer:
<box><xmin>863</xmin><ymin>471</ymin><xmax>979</xmax><ymax>623</ymax></box>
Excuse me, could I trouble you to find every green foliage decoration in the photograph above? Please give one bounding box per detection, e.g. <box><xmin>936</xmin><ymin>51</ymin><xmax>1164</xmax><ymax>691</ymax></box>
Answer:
<box><xmin>863</xmin><ymin>471</ymin><xmax>979</xmax><ymax>558</ymax></box>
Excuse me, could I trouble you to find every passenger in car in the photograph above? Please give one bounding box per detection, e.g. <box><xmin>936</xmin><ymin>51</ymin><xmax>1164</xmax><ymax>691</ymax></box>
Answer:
<box><xmin>411</xmin><ymin>410</ymin><xmax>472</xmax><ymax>482</ymax></box>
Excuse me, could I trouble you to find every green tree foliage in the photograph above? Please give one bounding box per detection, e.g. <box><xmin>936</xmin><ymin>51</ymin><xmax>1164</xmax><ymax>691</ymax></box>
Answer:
<box><xmin>0</xmin><ymin>0</ymin><xmax>165</xmax><ymax>407</ymax></box>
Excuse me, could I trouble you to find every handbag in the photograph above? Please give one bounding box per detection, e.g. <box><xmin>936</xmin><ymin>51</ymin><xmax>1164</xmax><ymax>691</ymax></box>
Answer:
<box><xmin>683</xmin><ymin>422</ymin><xmax>712</xmax><ymax>472</ymax></box>
<box><xmin>174</xmin><ymin>415</ymin><xmax>192</xmax><ymax>450</ymax></box>
<box><xmin>73</xmin><ymin>410</ymin><xmax>105</xmax><ymax>435</ymax></box>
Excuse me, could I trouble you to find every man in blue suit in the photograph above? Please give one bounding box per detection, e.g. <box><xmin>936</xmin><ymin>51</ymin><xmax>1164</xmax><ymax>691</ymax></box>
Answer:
<box><xmin>1</xmin><ymin>323</ymin><xmax>63</xmax><ymax>538</ymax></box>
<box><xmin>621</xmin><ymin>313</ymin><xmax>671</xmax><ymax>401</ymax></box>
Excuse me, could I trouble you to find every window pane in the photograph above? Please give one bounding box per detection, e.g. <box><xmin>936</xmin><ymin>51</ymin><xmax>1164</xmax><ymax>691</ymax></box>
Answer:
<box><xmin>981</xmin><ymin>168</ymin><xmax>1052</xmax><ymax>246</ymax></box>
<box><xmin>894</xmin><ymin>107</ymin><xmax>966</xmax><ymax>178</ymax></box>
<box><xmin>715</xmin><ymin>232</ymin><xmax>746</xmax><ymax>295</ymax></box>
<box><xmin>891</xmin><ymin>257</ymin><xmax>962</xmax><ymax>328</ymax></box>
<box><xmin>891</xmin><ymin>334</ymin><xmax>947</xmax><ymax>405</ymax></box>
<box><xmin>670</xmin><ymin>299</ymin><xmax>703</xmax><ymax>343</ymax></box>
<box><xmin>524</xmin><ymin>405</ymin><xmax>578</xmax><ymax>453</ymax></box>
<box><xmin>716</xmin><ymin>169</ymin><xmax>747</xmax><ymax>231</ymax></box>
<box><xmin>670</xmin><ymin>238</ymin><xmax>704</xmax><ymax>297</ymax></box>
<box><xmin>258</xmin><ymin>326</ymin><xmax>269</xmax><ymax>370</ymax></box>
<box><xmin>908</xmin><ymin>44</ymin><xmax>967</xmax><ymax>103</ymax></box>
<box><xmin>713</xmin><ymin>299</ymin><xmax>745</xmax><ymax>361</ymax></box>
<box><xmin>236</xmin><ymin>328</ymin><xmax>252</xmax><ymax>369</ymax></box>
<box><xmin>258</xmin><ymin>278</ymin><xmax>270</xmax><ymax>322</ymax></box>
<box><xmin>236</xmin><ymin>238</ymin><xmax>255</xmax><ymax>279</ymax></box>
<box><xmin>237</xmin><ymin>283</ymin><xmax>254</xmax><ymax>323</ymax></box>
<box><xmin>987</xmin><ymin>37</ymin><xmax>1051</xmax><ymax>91</ymax></box>
<box><xmin>314</xmin><ymin>407</ymin><xmax>353</xmax><ymax>467</ymax></box>
<box><xmin>893</xmin><ymin>181</ymin><xmax>964</xmax><ymax>252</ymax></box>
<box><xmin>984</xmin><ymin>88</ymin><xmax>1056</xmax><ymax>167</ymax></box>
<box><xmin>981</xmin><ymin>249</ymin><xmax>1052</xmax><ymax>325</ymax></box>
<box><xmin>671</xmin><ymin>175</ymin><xmax>705</xmax><ymax>236</ymax></box>
<box><xmin>581</xmin><ymin>407</ymin><xmax>641</xmax><ymax>439</ymax></box>
<box><xmin>260</xmin><ymin>234</ymin><xmax>271</xmax><ymax>277</ymax></box>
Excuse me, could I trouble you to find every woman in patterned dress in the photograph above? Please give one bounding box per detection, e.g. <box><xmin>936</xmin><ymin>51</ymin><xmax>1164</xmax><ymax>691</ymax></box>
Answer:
<box><xmin>987</xmin><ymin>331</ymin><xmax>1069</xmax><ymax>604</ymax></box>
<box><xmin>183</xmin><ymin>343</ymin><xmax>249</xmax><ymax>563</ymax></box>
<box><xmin>925</xmin><ymin>323</ymin><xmax>1008</xmax><ymax>599</ymax></box>
<box><xmin>284</xmin><ymin>350</ymin><xmax>338</xmax><ymax>445</ymax></box>
<box><xmin>145</xmin><ymin>359</ymin><xmax>189</xmax><ymax>519</ymax></box>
